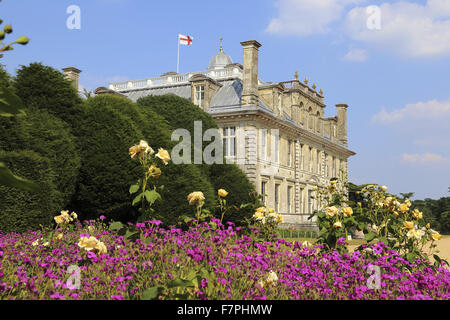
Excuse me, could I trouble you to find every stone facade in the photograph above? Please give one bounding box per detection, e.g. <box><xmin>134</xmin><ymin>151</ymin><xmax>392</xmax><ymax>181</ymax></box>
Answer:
<box><xmin>104</xmin><ymin>39</ymin><xmax>356</xmax><ymax>230</ymax></box>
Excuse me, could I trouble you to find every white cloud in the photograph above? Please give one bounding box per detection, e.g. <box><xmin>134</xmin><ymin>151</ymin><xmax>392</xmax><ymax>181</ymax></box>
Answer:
<box><xmin>344</xmin><ymin>1</ymin><xmax>450</xmax><ymax>58</ymax></box>
<box><xmin>402</xmin><ymin>153</ymin><xmax>450</xmax><ymax>165</ymax></box>
<box><xmin>266</xmin><ymin>0</ymin><xmax>450</xmax><ymax>58</ymax></box>
<box><xmin>371</xmin><ymin>99</ymin><xmax>450</xmax><ymax>124</ymax></box>
<box><xmin>266</xmin><ymin>0</ymin><xmax>365</xmax><ymax>36</ymax></box>
<box><xmin>343</xmin><ymin>47</ymin><xmax>368</xmax><ymax>61</ymax></box>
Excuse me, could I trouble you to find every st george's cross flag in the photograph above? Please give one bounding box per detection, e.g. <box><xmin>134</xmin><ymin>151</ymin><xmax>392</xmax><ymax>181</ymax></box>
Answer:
<box><xmin>178</xmin><ymin>34</ymin><xmax>193</xmax><ymax>46</ymax></box>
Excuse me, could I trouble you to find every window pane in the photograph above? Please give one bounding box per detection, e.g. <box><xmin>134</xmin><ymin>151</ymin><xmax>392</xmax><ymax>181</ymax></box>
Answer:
<box><xmin>230</xmin><ymin>127</ymin><xmax>235</xmax><ymax>136</ymax></box>
<box><xmin>230</xmin><ymin>137</ymin><xmax>235</xmax><ymax>156</ymax></box>
<box><xmin>223</xmin><ymin>138</ymin><xmax>228</xmax><ymax>156</ymax></box>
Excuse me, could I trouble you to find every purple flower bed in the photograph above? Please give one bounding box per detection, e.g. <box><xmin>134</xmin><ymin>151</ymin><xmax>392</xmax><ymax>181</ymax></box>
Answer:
<box><xmin>0</xmin><ymin>219</ymin><xmax>449</xmax><ymax>300</ymax></box>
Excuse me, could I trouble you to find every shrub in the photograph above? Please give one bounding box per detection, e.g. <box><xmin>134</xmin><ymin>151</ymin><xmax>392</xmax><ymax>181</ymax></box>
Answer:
<box><xmin>69</xmin><ymin>96</ymin><xmax>144</xmax><ymax>222</ymax></box>
<box><xmin>0</xmin><ymin>107</ymin><xmax>80</xmax><ymax>204</ymax></box>
<box><xmin>137</xmin><ymin>95</ymin><xmax>257</xmax><ymax>224</ymax></box>
<box><xmin>70</xmin><ymin>95</ymin><xmax>215</xmax><ymax>225</ymax></box>
<box><xmin>310</xmin><ymin>171</ymin><xmax>446</xmax><ymax>266</ymax></box>
<box><xmin>13</xmin><ymin>63</ymin><xmax>83</xmax><ymax>125</ymax></box>
<box><xmin>0</xmin><ymin>64</ymin><xmax>12</xmax><ymax>87</ymax></box>
<box><xmin>0</xmin><ymin>150</ymin><xmax>62</xmax><ymax>233</ymax></box>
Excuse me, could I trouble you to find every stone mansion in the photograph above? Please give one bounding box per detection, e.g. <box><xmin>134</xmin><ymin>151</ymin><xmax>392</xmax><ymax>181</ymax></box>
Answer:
<box><xmin>64</xmin><ymin>39</ymin><xmax>356</xmax><ymax>229</ymax></box>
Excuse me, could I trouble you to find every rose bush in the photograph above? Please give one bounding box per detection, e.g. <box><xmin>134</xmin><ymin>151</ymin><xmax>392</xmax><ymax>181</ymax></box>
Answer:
<box><xmin>309</xmin><ymin>170</ymin><xmax>447</xmax><ymax>266</ymax></box>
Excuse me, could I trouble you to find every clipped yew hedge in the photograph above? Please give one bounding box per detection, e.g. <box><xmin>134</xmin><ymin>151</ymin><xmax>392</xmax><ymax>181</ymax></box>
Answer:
<box><xmin>137</xmin><ymin>95</ymin><xmax>259</xmax><ymax>225</ymax></box>
<box><xmin>0</xmin><ymin>150</ymin><xmax>62</xmax><ymax>233</ymax></box>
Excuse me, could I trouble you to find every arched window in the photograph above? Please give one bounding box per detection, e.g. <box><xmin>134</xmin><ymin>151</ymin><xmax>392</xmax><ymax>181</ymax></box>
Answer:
<box><xmin>316</xmin><ymin>111</ymin><xmax>321</xmax><ymax>132</ymax></box>
<box><xmin>299</xmin><ymin>102</ymin><xmax>304</xmax><ymax>124</ymax></box>
<box><xmin>308</xmin><ymin>107</ymin><xmax>313</xmax><ymax>130</ymax></box>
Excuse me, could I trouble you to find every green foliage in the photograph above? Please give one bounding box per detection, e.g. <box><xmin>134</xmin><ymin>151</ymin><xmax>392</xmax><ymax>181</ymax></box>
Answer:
<box><xmin>13</xmin><ymin>63</ymin><xmax>83</xmax><ymax>125</ymax></box>
<box><xmin>68</xmin><ymin>95</ymin><xmax>144</xmax><ymax>222</ymax></box>
<box><xmin>137</xmin><ymin>95</ymin><xmax>258</xmax><ymax>225</ymax></box>
<box><xmin>69</xmin><ymin>95</ymin><xmax>215</xmax><ymax>225</ymax></box>
<box><xmin>0</xmin><ymin>107</ymin><xmax>80</xmax><ymax>204</ymax></box>
<box><xmin>0</xmin><ymin>150</ymin><xmax>62</xmax><ymax>233</ymax></box>
<box><xmin>311</xmin><ymin>173</ymin><xmax>447</xmax><ymax>265</ymax></box>
<box><xmin>0</xmin><ymin>12</ymin><xmax>29</xmax><ymax>58</ymax></box>
<box><xmin>411</xmin><ymin>197</ymin><xmax>450</xmax><ymax>234</ymax></box>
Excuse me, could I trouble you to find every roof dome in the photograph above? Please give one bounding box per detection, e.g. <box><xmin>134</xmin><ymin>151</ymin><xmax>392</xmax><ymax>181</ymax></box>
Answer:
<box><xmin>208</xmin><ymin>38</ymin><xmax>232</xmax><ymax>70</ymax></box>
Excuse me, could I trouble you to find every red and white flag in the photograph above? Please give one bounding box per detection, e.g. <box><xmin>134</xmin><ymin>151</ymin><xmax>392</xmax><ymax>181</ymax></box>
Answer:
<box><xmin>178</xmin><ymin>34</ymin><xmax>193</xmax><ymax>46</ymax></box>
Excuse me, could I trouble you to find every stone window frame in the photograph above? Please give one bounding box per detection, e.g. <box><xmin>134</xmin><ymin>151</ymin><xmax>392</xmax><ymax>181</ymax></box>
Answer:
<box><xmin>222</xmin><ymin>127</ymin><xmax>236</xmax><ymax>157</ymax></box>
<box><xmin>261</xmin><ymin>180</ymin><xmax>267</xmax><ymax>205</ymax></box>
<box><xmin>194</xmin><ymin>85</ymin><xmax>205</xmax><ymax>108</ymax></box>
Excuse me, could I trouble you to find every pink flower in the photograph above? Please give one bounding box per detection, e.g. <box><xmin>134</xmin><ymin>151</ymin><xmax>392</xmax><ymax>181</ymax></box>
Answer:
<box><xmin>49</xmin><ymin>292</ymin><xmax>65</xmax><ymax>300</ymax></box>
<box><xmin>111</xmin><ymin>294</ymin><xmax>124</xmax><ymax>300</ymax></box>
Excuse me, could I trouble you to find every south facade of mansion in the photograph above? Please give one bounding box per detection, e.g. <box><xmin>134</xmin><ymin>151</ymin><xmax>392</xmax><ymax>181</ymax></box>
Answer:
<box><xmin>64</xmin><ymin>39</ymin><xmax>356</xmax><ymax>229</ymax></box>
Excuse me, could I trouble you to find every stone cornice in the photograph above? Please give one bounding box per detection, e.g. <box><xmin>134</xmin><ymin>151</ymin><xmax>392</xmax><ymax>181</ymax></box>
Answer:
<box><xmin>209</xmin><ymin>107</ymin><xmax>356</xmax><ymax>158</ymax></box>
<box><xmin>284</xmin><ymin>87</ymin><xmax>326</xmax><ymax>108</ymax></box>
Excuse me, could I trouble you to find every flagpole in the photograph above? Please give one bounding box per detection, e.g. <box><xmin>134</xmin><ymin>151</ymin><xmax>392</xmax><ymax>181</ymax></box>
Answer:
<box><xmin>177</xmin><ymin>33</ymin><xmax>180</xmax><ymax>73</ymax></box>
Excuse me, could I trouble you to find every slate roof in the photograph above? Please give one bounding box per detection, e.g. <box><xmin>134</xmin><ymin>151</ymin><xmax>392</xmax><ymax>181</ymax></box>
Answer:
<box><xmin>123</xmin><ymin>85</ymin><xmax>192</xmax><ymax>102</ymax></box>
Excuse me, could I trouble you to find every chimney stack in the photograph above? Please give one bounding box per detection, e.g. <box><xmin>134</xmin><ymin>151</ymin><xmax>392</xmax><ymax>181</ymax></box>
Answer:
<box><xmin>336</xmin><ymin>103</ymin><xmax>348</xmax><ymax>146</ymax></box>
<box><xmin>62</xmin><ymin>66</ymin><xmax>82</xmax><ymax>91</ymax></box>
<box><xmin>240</xmin><ymin>40</ymin><xmax>262</xmax><ymax>106</ymax></box>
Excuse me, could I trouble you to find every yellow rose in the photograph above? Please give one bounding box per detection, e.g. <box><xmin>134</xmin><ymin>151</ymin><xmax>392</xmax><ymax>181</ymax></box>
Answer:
<box><xmin>412</xmin><ymin>209</ymin><xmax>423</xmax><ymax>220</ymax></box>
<box><xmin>403</xmin><ymin>221</ymin><xmax>414</xmax><ymax>230</ymax></box>
<box><xmin>432</xmin><ymin>232</ymin><xmax>442</xmax><ymax>241</ymax></box>
<box><xmin>71</xmin><ymin>212</ymin><xmax>78</xmax><ymax>219</ymax></box>
<box><xmin>55</xmin><ymin>233</ymin><xmax>63</xmax><ymax>240</ymax></box>
<box><xmin>342</xmin><ymin>207</ymin><xmax>353</xmax><ymax>217</ymax></box>
<box><xmin>129</xmin><ymin>145</ymin><xmax>141</xmax><ymax>159</ymax></box>
<box><xmin>218</xmin><ymin>189</ymin><xmax>228</xmax><ymax>198</ymax></box>
<box><xmin>95</xmin><ymin>241</ymin><xmax>108</xmax><ymax>255</ymax></box>
<box><xmin>393</xmin><ymin>211</ymin><xmax>399</xmax><ymax>217</ymax></box>
<box><xmin>333</xmin><ymin>221</ymin><xmax>342</xmax><ymax>229</ymax></box>
<box><xmin>148</xmin><ymin>165</ymin><xmax>162</xmax><ymax>178</ymax></box>
<box><xmin>276</xmin><ymin>214</ymin><xmax>284</xmax><ymax>223</ymax></box>
<box><xmin>268</xmin><ymin>208</ymin><xmax>275</xmax><ymax>213</ymax></box>
<box><xmin>61</xmin><ymin>210</ymin><xmax>72</xmax><ymax>222</ymax></box>
<box><xmin>54</xmin><ymin>215</ymin><xmax>65</xmax><ymax>225</ymax></box>
<box><xmin>139</xmin><ymin>140</ymin><xmax>154</xmax><ymax>155</ymax></box>
<box><xmin>253</xmin><ymin>211</ymin><xmax>264</xmax><ymax>219</ymax></box>
<box><xmin>407</xmin><ymin>229</ymin><xmax>425</xmax><ymax>240</ymax></box>
<box><xmin>326</xmin><ymin>206</ymin><xmax>339</xmax><ymax>218</ymax></box>
<box><xmin>380</xmin><ymin>185</ymin><xmax>388</xmax><ymax>192</ymax></box>
<box><xmin>78</xmin><ymin>236</ymin><xmax>99</xmax><ymax>251</ymax></box>
<box><xmin>32</xmin><ymin>239</ymin><xmax>39</xmax><ymax>246</ymax></box>
<box><xmin>256</xmin><ymin>207</ymin><xmax>266</xmax><ymax>213</ymax></box>
<box><xmin>265</xmin><ymin>271</ymin><xmax>279</xmax><ymax>285</ymax></box>
<box><xmin>398</xmin><ymin>203</ymin><xmax>409</xmax><ymax>213</ymax></box>
<box><xmin>187</xmin><ymin>191</ymin><xmax>205</xmax><ymax>206</ymax></box>
<box><xmin>156</xmin><ymin>148</ymin><xmax>171</xmax><ymax>165</ymax></box>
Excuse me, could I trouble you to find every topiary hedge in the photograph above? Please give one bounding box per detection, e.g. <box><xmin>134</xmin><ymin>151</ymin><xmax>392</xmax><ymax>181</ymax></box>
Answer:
<box><xmin>69</xmin><ymin>95</ymin><xmax>216</xmax><ymax>225</ymax></box>
<box><xmin>137</xmin><ymin>95</ymin><xmax>258</xmax><ymax>225</ymax></box>
<box><xmin>0</xmin><ymin>150</ymin><xmax>62</xmax><ymax>233</ymax></box>
<box><xmin>13</xmin><ymin>63</ymin><xmax>84</xmax><ymax>125</ymax></box>
<box><xmin>0</xmin><ymin>107</ymin><xmax>81</xmax><ymax>204</ymax></box>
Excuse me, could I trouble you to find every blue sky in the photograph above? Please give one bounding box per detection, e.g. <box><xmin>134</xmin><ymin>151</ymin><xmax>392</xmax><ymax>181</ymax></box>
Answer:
<box><xmin>1</xmin><ymin>0</ymin><xmax>449</xmax><ymax>200</ymax></box>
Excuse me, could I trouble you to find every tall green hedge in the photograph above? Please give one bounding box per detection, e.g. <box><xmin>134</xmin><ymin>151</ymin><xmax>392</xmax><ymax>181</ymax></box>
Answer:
<box><xmin>13</xmin><ymin>63</ymin><xmax>83</xmax><ymax>125</ymax></box>
<box><xmin>137</xmin><ymin>95</ymin><xmax>258</xmax><ymax>225</ymax></box>
<box><xmin>0</xmin><ymin>107</ymin><xmax>81</xmax><ymax>204</ymax></box>
<box><xmin>70</xmin><ymin>95</ymin><xmax>215</xmax><ymax>224</ymax></box>
<box><xmin>0</xmin><ymin>150</ymin><xmax>62</xmax><ymax>233</ymax></box>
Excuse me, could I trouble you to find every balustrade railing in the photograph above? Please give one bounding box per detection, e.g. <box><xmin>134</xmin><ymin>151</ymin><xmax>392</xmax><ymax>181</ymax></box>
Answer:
<box><xmin>109</xmin><ymin>67</ymin><xmax>242</xmax><ymax>92</ymax></box>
